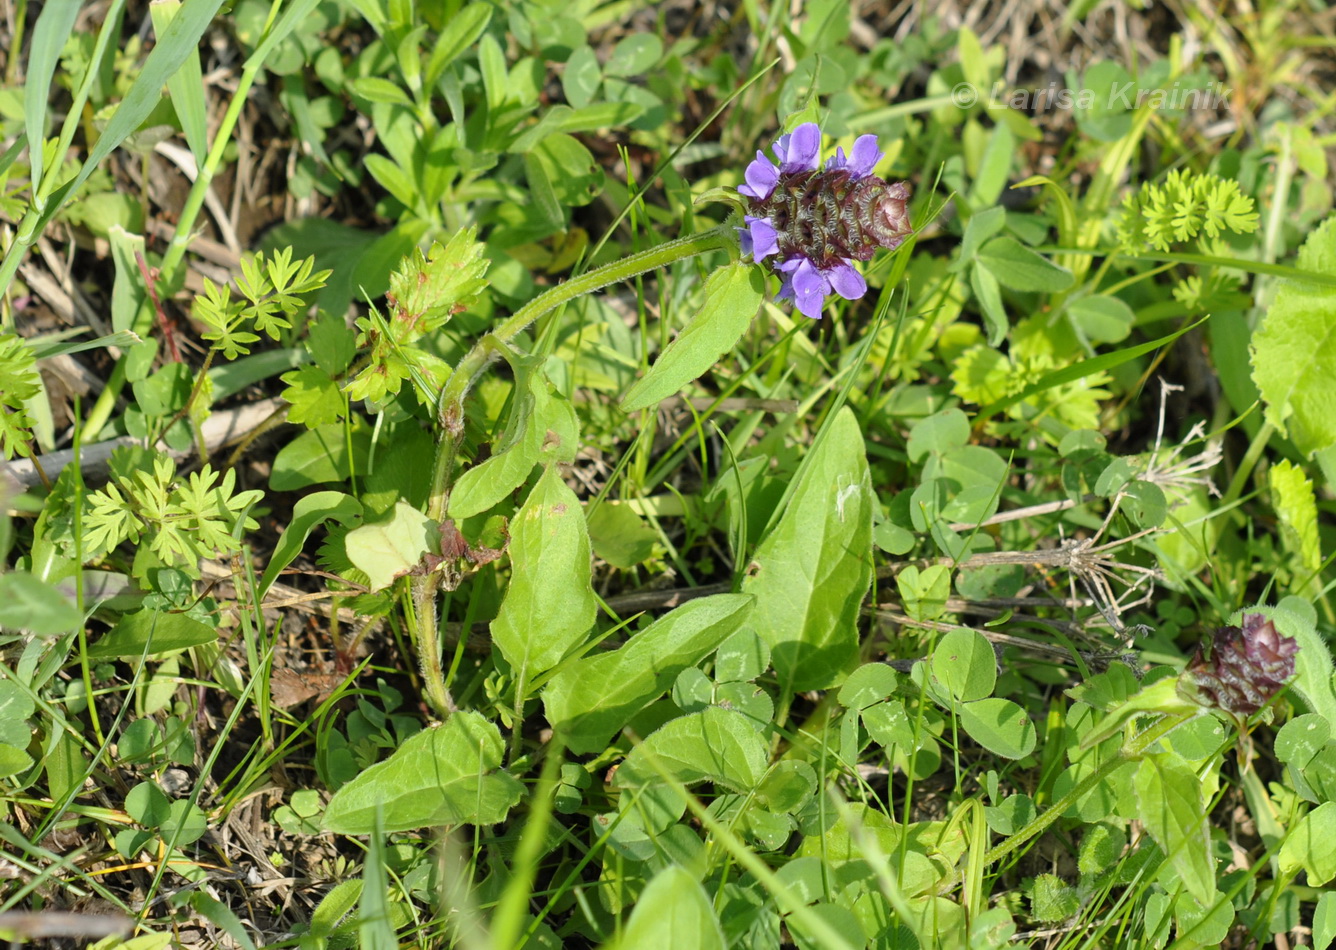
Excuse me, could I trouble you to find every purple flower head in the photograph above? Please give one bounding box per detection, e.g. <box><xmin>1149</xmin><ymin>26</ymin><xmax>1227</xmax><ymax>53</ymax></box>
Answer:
<box><xmin>735</xmin><ymin>123</ymin><xmax>913</xmax><ymax>319</ymax></box>
<box><xmin>1181</xmin><ymin>613</ymin><xmax>1299</xmax><ymax>717</ymax></box>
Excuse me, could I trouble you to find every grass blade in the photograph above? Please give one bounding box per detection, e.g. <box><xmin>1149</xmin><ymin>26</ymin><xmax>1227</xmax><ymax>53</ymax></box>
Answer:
<box><xmin>23</xmin><ymin>0</ymin><xmax>80</xmax><ymax>205</ymax></box>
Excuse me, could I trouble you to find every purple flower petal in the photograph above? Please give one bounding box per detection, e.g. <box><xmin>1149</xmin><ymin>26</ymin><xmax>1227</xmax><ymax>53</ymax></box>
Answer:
<box><xmin>745</xmin><ymin>215</ymin><xmax>778</xmax><ymax>260</ymax></box>
<box><xmin>737</xmin><ymin>226</ymin><xmax>752</xmax><ymax>257</ymax></box>
<box><xmin>788</xmin><ymin>257</ymin><xmax>830</xmax><ymax>319</ymax></box>
<box><xmin>826</xmin><ymin>260</ymin><xmax>867</xmax><ymax>300</ymax></box>
<box><xmin>775</xmin><ymin>123</ymin><xmax>821</xmax><ymax>174</ymax></box>
<box><xmin>738</xmin><ymin>151</ymin><xmax>780</xmax><ymax>199</ymax></box>
<box><xmin>845</xmin><ymin>135</ymin><xmax>882</xmax><ymax>178</ymax></box>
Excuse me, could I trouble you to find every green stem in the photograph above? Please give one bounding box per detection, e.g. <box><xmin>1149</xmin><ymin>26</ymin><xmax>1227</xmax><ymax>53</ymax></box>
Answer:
<box><xmin>974</xmin><ymin>713</ymin><xmax>1183</xmax><ymax>876</ymax></box>
<box><xmin>410</xmin><ymin>223</ymin><xmax>734</xmax><ymax>718</ymax></box>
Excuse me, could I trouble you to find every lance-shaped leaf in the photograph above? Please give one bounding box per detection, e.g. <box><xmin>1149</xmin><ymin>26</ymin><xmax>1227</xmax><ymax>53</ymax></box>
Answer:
<box><xmin>1134</xmin><ymin>752</ymin><xmax>1214</xmax><ymax>904</ymax></box>
<box><xmin>741</xmin><ymin>406</ymin><xmax>873</xmax><ymax>692</ymax></box>
<box><xmin>449</xmin><ymin>366</ymin><xmax>578</xmax><ymax>519</ymax></box>
<box><xmin>491</xmin><ymin>465</ymin><xmax>597</xmax><ymax>690</ymax></box>
<box><xmin>620</xmin><ymin>262</ymin><xmax>764</xmax><ymax>412</ymax></box>
<box><xmin>543</xmin><ymin>593</ymin><xmax>754</xmax><ymax>754</ymax></box>
<box><xmin>322</xmin><ymin>711</ymin><xmax>523</xmax><ymax>833</ymax></box>
<box><xmin>615</xmin><ymin>706</ymin><xmax>769</xmax><ymax>795</ymax></box>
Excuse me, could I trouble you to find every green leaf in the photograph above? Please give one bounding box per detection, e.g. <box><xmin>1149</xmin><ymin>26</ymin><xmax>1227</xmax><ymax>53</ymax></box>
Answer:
<box><xmin>604</xmin><ymin>865</ymin><xmax>725</xmax><ymax>950</ymax></box>
<box><xmin>322</xmin><ymin>711</ymin><xmax>524</xmax><ymax>833</ymax></box>
<box><xmin>1280</xmin><ymin>801</ymin><xmax>1336</xmax><ymax>886</ymax></box>
<box><xmin>346</xmin><ymin>76</ymin><xmax>414</xmax><ymax>107</ymax></box>
<box><xmin>1270</xmin><ymin>459</ymin><xmax>1322</xmax><ymax>572</ymax></box>
<box><xmin>741</xmin><ymin>406</ymin><xmax>873</xmax><ymax>692</ymax></box>
<box><xmin>491</xmin><ymin>465</ymin><xmax>597</xmax><ymax>688</ymax></box>
<box><xmin>0</xmin><ymin>743</ymin><xmax>33</xmax><ymax>779</ymax></box>
<box><xmin>259</xmin><ymin>491</ymin><xmax>362</xmax><ymax>597</ymax></box>
<box><xmin>1067</xmin><ymin>294</ymin><xmax>1135</xmax><ymax>344</ymax></box>
<box><xmin>929</xmin><ymin>628</ymin><xmax>996</xmax><ymax>702</ymax></box>
<box><xmin>1252</xmin><ymin>215</ymin><xmax>1336</xmax><ymax>457</ymax></box>
<box><xmin>344</xmin><ymin>501</ymin><xmax>436</xmax><ymax>593</ymax></box>
<box><xmin>620</xmin><ymin>263</ymin><xmax>764</xmax><ymax>412</ymax></box>
<box><xmin>562</xmin><ymin>45</ymin><xmax>601</xmax><ymax>109</ymax></box>
<box><xmin>837</xmin><ymin>663</ymin><xmax>899</xmax><ymax>710</ymax></box>
<box><xmin>424</xmin><ymin>2</ymin><xmax>491</xmax><ymax>87</ymax></box>
<box><xmin>970</xmin><ymin>264</ymin><xmax>1008</xmax><ymax>346</ymax></box>
<box><xmin>543</xmin><ymin>593</ymin><xmax>753</xmax><ymax>754</ymax></box>
<box><xmin>586</xmin><ymin>501</ymin><xmax>659</xmax><ymax>569</ymax></box>
<box><xmin>958</xmin><ymin>698</ymin><xmax>1036</xmax><ymax>759</ymax></box>
<box><xmin>976</xmin><ymin>236</ymin><xmax>1074</xmax><ymax>293</ymax></box>
<box><xmin>1133</xmin><ymin>752</ymin><xmax>1214</xmax><ymax>904</ymax></box>
<box><xmin>615</xmin><ymin>706</ymin><xmax>768</xmax><ymax>794</ymax></box>
<box><xmin>270</xmin><ymin>422</ymin><xmax>371</xmax><ymax>491</ymax></box>
<box><xmin>25</xmin><ymin>0</ymin><xmax>80</xmax><ymax>200</ymax></box>
<box><xmin>88</xmin><ymin>608</ymin><xmax>217</xmax><ymax>657</ymax></box>
<box><xmin>448</xmin><ymin>367</ymin><xmax>578</xmax><ymax>519</ymax></box>
<box><xmin>1315</xmin><ymin>890</ymin><xmax>1336</xmax><ymax>950</ymax></box>
<box><xmin>605</xmin><ymin>34</ymin><xmax>663</xmax><ymax>77</ymax></box>
<box><xmin>149</xmin><ymin>0</ymin><xmax>209</xmax><ymax>166</ymax></box>
<box><xmin>0</xmin><ymin>571</ymin><xmax>81</xmax><ymax>634</ymax></box>
<box><xmin>896</xmin><ymin>564</ymin><xmax>952</xmax><ymax>622</ymax></box>
<box><xmin>385</xmin><ymin>228</ymin><xmax>489</xmax><ymax>335</ymax></box>
<box><xmin>280</xmin><ymin>365</ymin><xmax>345</xmax><ymax>428</ymax></box>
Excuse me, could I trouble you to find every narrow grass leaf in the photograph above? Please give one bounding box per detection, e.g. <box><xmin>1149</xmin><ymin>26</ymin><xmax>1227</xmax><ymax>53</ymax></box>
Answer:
<box><xmin>543</xmin><ymin>593</ymin><xmax>754</xmax><ymax>754</ymax></box>
<box><xmin>150</xmin><ymin>0</ymin><xmax>210</xmax><ymax>165</ymax></box>
<box><xmin>620</xmin><ymin>262</ymin><xmax>765</xmax><ymax>412</ymax></box>
<box><xmin>741</xmin><ymin>406</ymin><xmax>872</xmax><ymax>691</ymax></box>
<box><xmin>24</xmin><ymin>0</ymin><xmax>81</xmax><ymax>203</ymax></box>
<box><xmin>322</xmin><ymin>711</ymin><xmax>524</xmax><ymax>833</ymax></box>
<box><xmin>491</xmin><ymin>465</ymin><xmax>597</xmax><ymax>688</ymax></box>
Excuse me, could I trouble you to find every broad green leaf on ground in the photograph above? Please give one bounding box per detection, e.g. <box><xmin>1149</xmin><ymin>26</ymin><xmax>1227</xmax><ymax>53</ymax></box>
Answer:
<box><xmin>1067</xmin><ymin>293</ymin><xmax>1135</xmax><ymax>343</ymax></box>
<box><xmin>1269</xmin><ymin>459</ymin><xmax>1322</xmax><ymax>572</ymax></box>
<box><xmin>88</xmin><ymin>609</ymin><xmax>217</xmax><ymax>657</ymax></box>
<box><xmin>269</xmin><ymin>421</ymin><xmax>371</xmax><ymax>490</ymax></box>
<box><xmin>543</xmin><ymin>593</ymin><xmax>754</xmax><ymax>753</ymax></box>
<box><xmin>448</xmin><ymin>366</ymin><xmax>578</xmax><ymax>519</ymax></box>
<box><xmin>0</xmin><ymin>572</ymin><xmax>81</xmax><ymax>634</ymax></box>
<box><xmin>603</xmin><ymin>865</ymin><xmax>725</xmax><ymax>950</ymax></box>
<box><xmin>1280</xmin><ymin>801</ymin><xmax>1336</xmax><ymax>886</ymax></box>
<box><xmin>976</xmin><ymin>236</ymin><xmax>1074</xmax><ymax>293</ymax></box>
<box><xmin>344</xmin><ymin>501</ymin><xmax>436</xmax><ymax>592</ymax></box>
<box><xmin>322</xmin><ymin>711</ymin><xmax>523</xmax><ymax>833</ymax></box>
<box><xmin>958</xmin><ymin>698</ymin><xmax>1036</xmax><ymax>759</ymax></box>
<box><xmin>1252</xmin><ymin>214</ymin><xmax>1336</xmax><ymax>457</ymax></box>
<box><xmin>620</xmin><ymin>262</ymin><xmax>765</xmax><ymax>412</ymax></box>
<box><xmin>1133</xmin><ymin>752</ymin><xmax>1214</xmax><ymax>904</ymax></box>
<box><xmin>259</xmin><ymin>491</ymin><xmax>362</xmax><ymax>597</ymax></box>
<box><xmin>741</xmin><ymin>406</ymin><xmax>873</xmax><ymax>692</ymax></box>
<box><xmin>930</xmin><ymin>628</ymin><xmax>996</xmax><ymax>702</ymax></box>
<box><xmin>615</xmin><ymin>706</ymin><xmax>768</xmax><ymax>795</ymax></box>
<box><xmin>491</xmin><ymin>465</ymin><xmax>597</xmax><ymax>689</ymax></box>
<box><xmin>1315</xmin><ymin>891</ymin><xmax>1336</xmax><ymax>950</ymax></box>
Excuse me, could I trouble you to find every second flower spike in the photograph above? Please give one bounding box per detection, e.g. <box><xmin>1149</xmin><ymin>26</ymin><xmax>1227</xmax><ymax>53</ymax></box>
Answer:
<box><xmin>737</xmin><ymin>122</ymin><xmax>914</xmax><ymax>319</ymax></box>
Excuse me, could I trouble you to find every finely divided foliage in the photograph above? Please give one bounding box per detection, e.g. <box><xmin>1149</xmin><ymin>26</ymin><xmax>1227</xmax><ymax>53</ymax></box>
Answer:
<box><xmin>4</xmin><ymin>6</ymin><xmax>1336</xmax><ymax>950</ymax></box>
